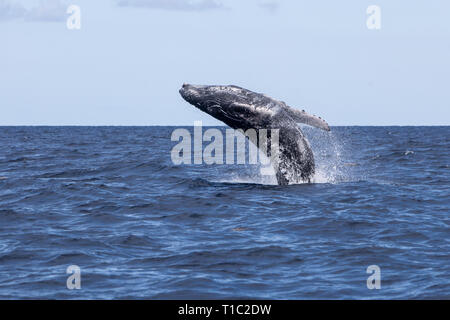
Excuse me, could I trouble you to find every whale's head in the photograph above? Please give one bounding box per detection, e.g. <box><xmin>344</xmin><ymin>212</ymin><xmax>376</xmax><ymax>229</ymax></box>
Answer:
<box><xmin>179</xmin><ymin>83</ymin><xmax>276</xmax><ymax>129</ymax></box>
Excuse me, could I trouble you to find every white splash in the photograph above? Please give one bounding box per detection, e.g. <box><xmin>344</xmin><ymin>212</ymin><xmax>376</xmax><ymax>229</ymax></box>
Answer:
<box><xmin>214</xmin><ymin>127</ymin><xmax>352</xmax><ymax>186</ymax></box>
<box><xmin>306</xmin><ymin>127</ymin><xmax>351</xmax><ymax>184</ymax></box>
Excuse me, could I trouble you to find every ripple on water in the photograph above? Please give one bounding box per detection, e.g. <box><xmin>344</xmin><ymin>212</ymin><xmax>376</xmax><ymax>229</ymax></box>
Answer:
<box><xmin>0</xmin><ymin>126</ymin><xmax>448</xmax><ymax>299</ymax></box>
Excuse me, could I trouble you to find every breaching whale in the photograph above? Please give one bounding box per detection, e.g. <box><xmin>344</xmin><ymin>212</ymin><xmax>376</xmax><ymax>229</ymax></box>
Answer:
<box><xmin>179</xmin><ymin>84</ymin><xmax>330</xmax><ymax>185</ymax></box>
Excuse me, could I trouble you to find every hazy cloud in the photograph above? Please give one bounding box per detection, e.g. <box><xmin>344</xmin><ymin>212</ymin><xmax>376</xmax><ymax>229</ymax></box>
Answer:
<box><xmin>258</xmin><ymin>1</ymin><xmax>279</xmax><ymax>14</ymax></box>
<box><xmin>117</xmin><ymin>0</ymin><xmax>224</xmax><ymax>11</ymax></box>
<box><xmin>0</xmin><ymin>0</ymin><xmax>26</xmax><ymax>20</ymax></box>
<box><xmin>26</xmin><ymin>0</ymin><xmax>67</xmax><ymax>22</ymax></box>
<box><xmin>0</xmin><ymin>0</ymin><xmax>67</xmax><ymax>22</ymax></box>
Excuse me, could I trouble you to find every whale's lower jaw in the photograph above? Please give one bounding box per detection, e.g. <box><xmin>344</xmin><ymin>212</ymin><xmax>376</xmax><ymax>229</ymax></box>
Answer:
<box><xmin>276</xmin><ymin>159</ymin><xmax>315</xmax><ymax>185</ymax></box>
<box><xmin>276</xmin><ymin>163</ymin><xmax>315</xmax><ymax>185</ymax></box>
<box><xmin>276</xmin><ymin>169</ymin><xmax>314</xmax><ymax>185</ymax></box>
<box><xmin>242</xmin><ymin>126</ymin><xmax>315</xmax><ymax>186</ymax></box>
<box><xmin>273</xmin><ymin>132</ymin><xmax>315</xmax><ymax>185</ymax></box>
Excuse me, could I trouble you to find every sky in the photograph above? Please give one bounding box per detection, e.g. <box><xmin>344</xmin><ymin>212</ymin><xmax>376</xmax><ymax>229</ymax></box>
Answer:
<box><xmin>1</xmin><ymin>0</ymin><xmax>449</xmax><ymax>125</ymax></box>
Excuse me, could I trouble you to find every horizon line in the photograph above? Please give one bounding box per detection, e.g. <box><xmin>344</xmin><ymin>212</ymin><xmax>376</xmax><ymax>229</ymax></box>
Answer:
<box><xmin>0</xmin><ymin>124</ymin><xmax>448</xmax><ymax>127</ymax></box>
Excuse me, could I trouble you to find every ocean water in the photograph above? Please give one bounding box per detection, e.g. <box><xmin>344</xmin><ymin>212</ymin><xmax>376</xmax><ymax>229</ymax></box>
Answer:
<box><xmin>0</xmin><ymin>126</ymin><xmax>448</xmax><ymax>299</ymax></box>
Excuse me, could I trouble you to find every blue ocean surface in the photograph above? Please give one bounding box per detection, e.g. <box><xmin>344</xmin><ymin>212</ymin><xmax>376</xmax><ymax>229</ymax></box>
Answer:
<box><xmin>0</xmin><ymin>126</ymin><xmax>448</xmax><ymax>299</ymax></box>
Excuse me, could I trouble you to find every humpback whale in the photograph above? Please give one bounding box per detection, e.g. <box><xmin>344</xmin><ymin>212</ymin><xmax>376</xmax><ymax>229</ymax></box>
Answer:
<box><xmin>179</xmin><ymin>84</ymin><xmax>330</xmax><ymax>185</ymax></box>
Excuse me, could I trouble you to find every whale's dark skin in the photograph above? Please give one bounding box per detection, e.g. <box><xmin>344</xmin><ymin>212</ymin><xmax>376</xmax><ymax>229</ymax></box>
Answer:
<box><xmin>179</xmin><ymin>84</ymin><xmax>330</xmax><ymax>185</ymax></box>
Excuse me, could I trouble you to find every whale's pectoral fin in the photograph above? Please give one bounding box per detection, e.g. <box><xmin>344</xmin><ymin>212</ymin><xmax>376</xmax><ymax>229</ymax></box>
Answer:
<box><xmin>284</xmin><ymin>105</ymin><xmax>330</xmax><ymax>131</ymax></box>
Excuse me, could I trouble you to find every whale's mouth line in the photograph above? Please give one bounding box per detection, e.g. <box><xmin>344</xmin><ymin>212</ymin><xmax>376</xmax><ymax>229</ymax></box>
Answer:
<box><xmin>212</xmin><ymin>107</ymin><xmax>242</xmax><ymax>123</ymax></box>
<box><xmin>180</xmin><ymin>88</ymin><xmax>244</xmax><ymax>124</ymax></box>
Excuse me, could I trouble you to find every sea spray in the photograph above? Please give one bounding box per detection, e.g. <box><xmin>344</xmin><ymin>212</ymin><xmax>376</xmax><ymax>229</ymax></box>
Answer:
<box><xmin>216</xmin><ymin>127</ymin><xmax>353</xmax><ymax>185</ymax></box>
<box><xmin>302</xmin><ymin>126</ymin><xmax>352</xmax><ymax>184</ymax></box>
